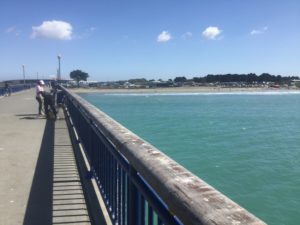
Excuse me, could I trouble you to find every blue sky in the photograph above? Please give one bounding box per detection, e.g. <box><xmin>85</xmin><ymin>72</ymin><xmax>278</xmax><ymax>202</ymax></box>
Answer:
<box><xmin>1</xmin><ymin>0</ymin><xmax>299</xmax><ymax>81</ymax></box>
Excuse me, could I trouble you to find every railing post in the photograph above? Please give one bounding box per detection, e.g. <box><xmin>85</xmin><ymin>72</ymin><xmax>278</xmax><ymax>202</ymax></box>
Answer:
<box><xmin>127</xmin><ymin>165</ymin><xmax>139</xmax><ymax>225</ymax></box>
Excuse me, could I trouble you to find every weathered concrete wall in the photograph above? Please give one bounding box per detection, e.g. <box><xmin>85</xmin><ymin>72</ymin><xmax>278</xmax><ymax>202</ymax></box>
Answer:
<box><xmin>62</xmin><ymin>87</ymin><xmax>267</xmax><ymax>225</ymax></box>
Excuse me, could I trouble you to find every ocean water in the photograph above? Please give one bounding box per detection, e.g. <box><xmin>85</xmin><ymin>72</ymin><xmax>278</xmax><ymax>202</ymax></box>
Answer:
<box><xmin>79</xmin><ymin>91</ymin><xmax>300</xmax><ymax>225</ymax></box>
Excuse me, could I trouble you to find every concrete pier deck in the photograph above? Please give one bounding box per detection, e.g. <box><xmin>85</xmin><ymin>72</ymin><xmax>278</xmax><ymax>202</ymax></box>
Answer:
<box><xmin>0</xmin><ymin>90</ymin><xmax>91</xmax><ymax>225</ymax></box>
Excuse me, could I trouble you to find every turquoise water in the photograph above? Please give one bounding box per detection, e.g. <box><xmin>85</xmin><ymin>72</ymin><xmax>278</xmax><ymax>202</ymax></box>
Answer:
<box><xmin>80</xmin><ymin>91</ymin><xmax>300</xmax><ymax>225</ymax></box>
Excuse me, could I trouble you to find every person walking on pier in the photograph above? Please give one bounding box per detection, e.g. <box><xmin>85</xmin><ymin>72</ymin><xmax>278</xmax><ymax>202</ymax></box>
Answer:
<box><xmin>35</xmin><ymin>80</ymin><xmax>44</xmax><ymax>116</ymax></box>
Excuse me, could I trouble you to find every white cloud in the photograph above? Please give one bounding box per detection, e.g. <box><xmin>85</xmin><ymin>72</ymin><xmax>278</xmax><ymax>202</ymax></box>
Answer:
<box><xmin>76</xmin><ymin>27</ymin><xmax>96</xmax><ymax>39</ymax></box>
<box><xmin>5</xmin><ymin>26</ymin><xmax>16</xmax><ymax>33</ymax></box>
<box><xmin>157</xmin><ymin>30</ymin><xmax>172</xmax><ymax>42</ymax></box>
<box><xmin>250</xmin><ymin>26</ymin><xmax>268</xmax><ymax>35</ymax></box>
<box><xmin>250</xmin><ymin>30</ymin><xmax>260</xmax><ymax>35</ymax></box>
<box><xmin>31</xmin><ymin>20</ymin><xmax>73</xmax><ymax>40</ymax></box>
<box><xmin>89</xmin><ymin>27</ymin><xmax>96</xmax><ymax>32</ymax></box>
<box><xmin>5</xmin><ymin>26</ymin><xmax>21</xmax><ymax>36</ymax></box>
<box><xmin>182</xmin><ymin>32</ymin><xmax>193</xmax><ymax>39</ymax></box>
<box><xmin>202</xmin><ymin>26</ymin><xmax>222</xmax><ymax>40</ymax></box>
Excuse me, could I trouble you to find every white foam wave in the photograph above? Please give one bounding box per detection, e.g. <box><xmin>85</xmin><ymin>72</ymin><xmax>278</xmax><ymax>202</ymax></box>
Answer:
<box><xmin>104</xmin><ymin>91</ymin><xmax>300</xmax><ymax>97</ymax></box>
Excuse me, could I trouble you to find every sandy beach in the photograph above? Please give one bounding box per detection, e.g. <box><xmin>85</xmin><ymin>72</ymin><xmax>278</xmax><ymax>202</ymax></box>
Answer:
<box><xmin>71</xmin><ymin>86</ymin><xmax>299</xmax><ymax>94</ymax></box>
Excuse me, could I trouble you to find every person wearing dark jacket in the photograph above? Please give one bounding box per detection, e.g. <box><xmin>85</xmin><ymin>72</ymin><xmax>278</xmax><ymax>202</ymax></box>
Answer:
<box><xmin>4</xmin><ymin>82</ymin><xmax>11</xmax><ymax>96</ymax></box>
<box><xmin>41</xmin><ymin>91</ymin><xmax>57</xmax><ymax>119</ymax></box>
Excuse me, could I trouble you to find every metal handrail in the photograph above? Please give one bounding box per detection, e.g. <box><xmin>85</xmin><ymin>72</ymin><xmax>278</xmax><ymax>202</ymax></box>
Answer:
<box><xmin>0</xmin><ymin>84</ymin><xmax>33</xmax><ymax>96</ymax></box>
<box><xmin>60</xmin><ymin>86</ymin><xmax>266</xmax><ymax>225</ymax></box>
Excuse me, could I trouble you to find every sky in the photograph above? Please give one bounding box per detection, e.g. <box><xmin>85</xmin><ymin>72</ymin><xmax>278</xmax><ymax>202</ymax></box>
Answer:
<box><xmin>0</xmin><ymin>0</ymin><xmax>300</xmax><ymax>81</ymax></box>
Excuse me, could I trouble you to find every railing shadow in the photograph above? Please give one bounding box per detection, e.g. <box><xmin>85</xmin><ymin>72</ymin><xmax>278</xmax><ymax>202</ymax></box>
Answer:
<box><xmin>23</xmin><ymin>120</ymin><xmax>54</xmax><ymax>225</ymax></box>
<box><xmin>16</xmin><ymin>114</ymin><xmax>46</xmax><ymax>120</ymax></box>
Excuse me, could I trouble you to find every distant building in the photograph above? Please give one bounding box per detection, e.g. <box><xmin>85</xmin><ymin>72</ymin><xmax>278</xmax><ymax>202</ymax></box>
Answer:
<box><xmin>291</xmin><ymin>80</ymin><xmax>300</xmax><ymax>88</ymax></box>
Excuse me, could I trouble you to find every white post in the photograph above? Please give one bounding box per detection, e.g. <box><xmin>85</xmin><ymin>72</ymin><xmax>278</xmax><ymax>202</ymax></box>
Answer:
<box><xmin>57</xmin><ymin>55</ymin><xmax>61</xmax><ymax>80</ymax></box>
<box><xmin>22</xmin><ymin>65</ymin><xmax>25</xmax><ymax>85</ymax></box>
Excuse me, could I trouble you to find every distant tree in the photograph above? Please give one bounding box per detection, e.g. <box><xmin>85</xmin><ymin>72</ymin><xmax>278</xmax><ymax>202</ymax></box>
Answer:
<box><xmin>128</xmin><ymin>78</ymin><xmax>147</xmax><ymax>84</ymax></box>
<box><xmin>174</xmin><ymin>73</ymin><xmax>298</xmax><ymax>85</ymax></box>
<box><xmin>193</xmin><ymin>77</ymin><xmax>206</xmax><ymax>83</ymax></box>
<box><xmin>258</xmin><ymin>73</ymin><xmax>272</xmax><ymax>82</ymax></box>
<box><xmin>205</xmin><ymin>74</ymin><xmax>215</xmax><ymax>83</ymax></box>
<box><xmin>247</xmin><ymin>73</ymin><xmax>258</xmax><ymax>83</ymax></box>
<box><xmin>174</xmin><ymin>76</ymin><xmax>187</xmax><ymax>83</ymax></box>
<box><xmin>70</xmin><ymin>70</ymin><xmax>89</xmax><ymax>87</ymax></box>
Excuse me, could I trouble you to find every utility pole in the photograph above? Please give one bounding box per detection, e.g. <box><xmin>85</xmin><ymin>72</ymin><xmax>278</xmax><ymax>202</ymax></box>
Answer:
<box><xmin>22</xmin><ymin>65</ymin><xmax>25</xmax><ymax>86</ymax></box>
<box><xmin>57</xmin><ymin>55</ymin><xmax>61</xmax><ymax>81</ymax></box>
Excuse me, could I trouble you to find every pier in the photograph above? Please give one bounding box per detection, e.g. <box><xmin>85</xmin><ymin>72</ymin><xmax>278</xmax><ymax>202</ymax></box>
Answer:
<box><xmin>0</xmin><ymin>88</ymin><xmax>266</xmax><ymax>225</ymax></box>
<box><xmin>0</xmin><ymin>89</ymin><xmax>95</xmax><ymax>225</ymax></box>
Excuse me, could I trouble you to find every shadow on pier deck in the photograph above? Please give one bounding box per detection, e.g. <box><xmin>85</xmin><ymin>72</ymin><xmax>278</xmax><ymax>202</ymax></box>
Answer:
<box><xmin>23</xmin><ymin>111</ymin><xmax>105</xmax><ymax>225</ymax></box>
<box><xmin>22</xmin><ymin>119</ymin><xmax>54</xmax><ymax>225</ymax></box>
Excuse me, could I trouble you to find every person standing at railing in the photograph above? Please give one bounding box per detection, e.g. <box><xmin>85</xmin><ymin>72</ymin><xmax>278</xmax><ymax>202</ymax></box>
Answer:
<box><xmin>35</xmin><ymin>80</ymin><xmax>45</xmax><ymax>116</ymax></box>
<box><xmin>50</xmin><ymin>80</ymin><xmax>58</xmax><ymax>106</ymax></box>
<box><xmin>41</xmin><ymin>91</ymin><xmax>57</xmax><ymax>120</ymax></box>
<box><xmin>4</xmin><ymin>82</ymin><xmax>11</xmax><ymax>96</ymax></box>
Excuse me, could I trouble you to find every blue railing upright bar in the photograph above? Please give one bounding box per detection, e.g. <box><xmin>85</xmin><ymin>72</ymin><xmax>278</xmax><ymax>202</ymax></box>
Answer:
<box><xmin>64</xmin><ymin>96</ymin><xmax>179</xmax><ymax>225</ymax></box>
<box><xmin>59</xmin><ymin>86</ymin><xmax>266</xmax><ymax>225</ymax></box>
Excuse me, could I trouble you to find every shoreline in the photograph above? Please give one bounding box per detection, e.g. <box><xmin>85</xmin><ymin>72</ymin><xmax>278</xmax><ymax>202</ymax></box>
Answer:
<box><xmin>71</xmin><ymin>86</ymin><xmax>300</xmax><ymax>94</ymax></box>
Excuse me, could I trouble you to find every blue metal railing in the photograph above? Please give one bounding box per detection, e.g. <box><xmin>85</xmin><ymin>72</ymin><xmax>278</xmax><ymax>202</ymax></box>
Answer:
<box><xmin>64</xmin><ymin>92</ymin><xmax>180</xmax><ymax>225</ymax></box>
<box><xmin>0</xmin><ymin>84</ymin><xmax>33</xmax><ymax>96</ymax></box>
<box><xmin>59</xmin><ymin>87</ymin><xmax>266</xmax><ymax>225</ymax></box>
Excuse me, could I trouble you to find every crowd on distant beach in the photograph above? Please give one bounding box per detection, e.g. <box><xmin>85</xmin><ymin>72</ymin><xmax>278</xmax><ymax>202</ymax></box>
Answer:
<box><xmin>71</xmin><ymin>85</ymin><xmax>300</xmax><ymax>94</ymax></box>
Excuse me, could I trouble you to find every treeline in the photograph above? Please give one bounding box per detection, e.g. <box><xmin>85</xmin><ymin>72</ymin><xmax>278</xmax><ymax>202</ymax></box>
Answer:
<box><xmin>174</xmin><ymin>73</ymin><xmax>299</xmax><ymax>83</ymax></box>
